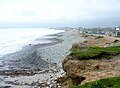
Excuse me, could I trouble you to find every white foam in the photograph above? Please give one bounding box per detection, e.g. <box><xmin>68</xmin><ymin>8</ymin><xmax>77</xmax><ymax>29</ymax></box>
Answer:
<box><xmin>0</xmin><ymin>28</ymin><xmax>64</xmax><ymax>57</ymax></box>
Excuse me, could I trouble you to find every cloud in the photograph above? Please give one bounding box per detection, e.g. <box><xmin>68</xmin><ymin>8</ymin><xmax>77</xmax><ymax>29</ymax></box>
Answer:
<box><xmin>0</xmin><ymin>0</ymin><xmax>120</xmax><ymax>27</ymax></box>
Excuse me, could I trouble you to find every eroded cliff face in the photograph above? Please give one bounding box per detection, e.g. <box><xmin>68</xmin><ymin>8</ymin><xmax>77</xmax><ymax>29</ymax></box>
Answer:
<box><xmin>59</xmin><ymin>37</ymin><xmax>120</xmax><ymax>87</ymax></box>
<box><xmin>62</xmin><ymin>57</ymin><xmax>120</xmax><ymax>85</ymax></box>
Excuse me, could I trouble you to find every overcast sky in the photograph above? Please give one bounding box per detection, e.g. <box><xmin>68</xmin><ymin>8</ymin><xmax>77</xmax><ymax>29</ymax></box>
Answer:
<box><xmin>0</xmin><ymin>0</ymin><xmax>120</xmax><ymax>27</ymax></box>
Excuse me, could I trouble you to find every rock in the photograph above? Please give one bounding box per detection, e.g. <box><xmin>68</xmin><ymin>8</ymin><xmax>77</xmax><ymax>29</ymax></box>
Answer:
<box><xmin>0</xmin><ymin>64</ymin><xmax>4</xmax><ymax>67</ymax></box>
<box><xmin>47</xmin><ymin>81</ymin><xmax>50</xmax><ymax>85</ymax></box>
<box><xmin>49</xmin><ymin>84</ymin><xmax>53</xmax><ymax>88</ymax></box>
<box><xmin>50</xmin><ymin>76</ymin><xmax>53</xmax><ymax>78</ymax></box>
<box><xmin>3</xmin><ymin>76</ymin><xmax>8</xmax><ymax>79</ymax></box>
<box><xmin>58</xmin><ymin>85</ymin><xmax>61</xmax><ymax>88</ymax></box>
<box><xmin>39</xmin><ymin>82</ymin><xmax>47</xmax><ymax>87</ymax></box>
<box><xmin>0</xmin><ymin>86</ymin><xmax>11</xmax><ymax>88</ymax></box>
<box><xmin>0</xmin><ymin>78</ymin><xmax>3</xmax><ymax>82</ymax></box>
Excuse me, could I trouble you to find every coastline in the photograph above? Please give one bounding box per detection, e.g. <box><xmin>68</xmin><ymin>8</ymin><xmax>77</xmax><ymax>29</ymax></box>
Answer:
<box><xmin>0</xmin><ymin>31</ymin><xmax>64</xmax><ymax>71</ymax></box>
<box><xmin>0</xmin><ymin>29</ymin><xmax>87</xmax><ymax>88</ymax></box>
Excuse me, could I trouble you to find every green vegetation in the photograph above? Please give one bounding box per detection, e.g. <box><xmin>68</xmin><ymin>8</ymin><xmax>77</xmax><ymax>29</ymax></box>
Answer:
<box><xmin>70</xmin><ymin>76</ymin><xmax>120</xmax><ymax>88</ymax></box>
<box><xmin>95</xmin><ymin>36</ymin><xmax>104</xmax><ymax>39</ymax></box>
<box><xmin>115</xmin><ymin>36</ymin><xmax>120</xmax><ymax>38</ymax></box>
<box><xmin>70</xmin><ymin>46</ymin><xmax>120</xmax><ymax>60</ymax></box>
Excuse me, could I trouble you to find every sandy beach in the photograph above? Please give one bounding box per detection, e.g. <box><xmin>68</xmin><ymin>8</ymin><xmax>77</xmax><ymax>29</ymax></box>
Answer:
<box><xmin>0</xmin><ymin>29</ymin><xmax>86</xmax><ymax>88</ymax></box>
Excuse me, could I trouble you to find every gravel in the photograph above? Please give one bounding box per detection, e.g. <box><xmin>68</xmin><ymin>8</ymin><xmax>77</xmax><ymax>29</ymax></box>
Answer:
<box><xmin>38</xmin><ymin>30</ymin><xmax>86</xmax><ymax>65</ymax></box>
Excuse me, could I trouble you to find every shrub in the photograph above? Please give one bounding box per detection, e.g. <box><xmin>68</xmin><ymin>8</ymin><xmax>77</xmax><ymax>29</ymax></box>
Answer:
<box><xmin>95</xmin><ymin>36</ymin><xmax>104</xmax><ymax>39</ymax></box>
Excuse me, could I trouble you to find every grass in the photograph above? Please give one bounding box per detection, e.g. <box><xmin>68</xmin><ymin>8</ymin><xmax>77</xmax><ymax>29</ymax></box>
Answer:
<box><xmin>70</xmin><ymin>46</ymin><xmax>120</xmax><ymax>60</ymax></box>
<box><xmin>70</xmin><ymin>76</ymin><xmax>120</xmax><ymax>88</ymax></box>
<box><xmin>115</xmin><ymin>36</ymin><xmax>120</xmax><ymax>38</ymax></box>
<box><xmin>95</xmin><ymin>36</ymin><xmax>104</xmax><ymax>39</ymax></box>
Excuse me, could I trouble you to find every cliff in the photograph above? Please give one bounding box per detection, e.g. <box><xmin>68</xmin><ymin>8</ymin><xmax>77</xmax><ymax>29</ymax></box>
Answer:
<box><xmin>59</xmin><ymin>36</ymin><xmax>120</xmax><ymax>87</ymax></box>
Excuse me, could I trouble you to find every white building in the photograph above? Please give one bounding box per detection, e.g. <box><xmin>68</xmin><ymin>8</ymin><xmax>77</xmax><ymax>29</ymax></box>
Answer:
<box><xmin>116</xmin><ymin>28</ymin><xmax>120</xmax><ymax>36</ymax></box>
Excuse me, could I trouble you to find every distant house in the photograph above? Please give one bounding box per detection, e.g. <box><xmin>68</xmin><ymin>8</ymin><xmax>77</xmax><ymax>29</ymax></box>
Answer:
<box><xmin>115</xmin><ymin>28</ymin><xmax>120</xmax><ymax>36</ymax></box>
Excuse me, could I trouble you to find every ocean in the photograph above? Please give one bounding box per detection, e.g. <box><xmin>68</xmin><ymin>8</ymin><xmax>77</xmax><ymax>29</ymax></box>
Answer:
<box><xmin>0</xmin><ymin>28</ymin><xmax>64</xmax><ymax>57</ymax></box>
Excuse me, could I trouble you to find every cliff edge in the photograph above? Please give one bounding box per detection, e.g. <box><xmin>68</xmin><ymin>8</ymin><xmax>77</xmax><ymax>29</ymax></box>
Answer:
<box><xmin>59</xmin><ymin>36</ymin><xmax>120</xmax><ymax>87</ymax></box>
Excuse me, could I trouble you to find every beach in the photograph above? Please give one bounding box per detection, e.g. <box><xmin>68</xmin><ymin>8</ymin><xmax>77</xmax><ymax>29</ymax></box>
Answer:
<box><xmin>0</xmin><ymin>29</ymin><xmax>86</xmax><ymax>88</ymax></box>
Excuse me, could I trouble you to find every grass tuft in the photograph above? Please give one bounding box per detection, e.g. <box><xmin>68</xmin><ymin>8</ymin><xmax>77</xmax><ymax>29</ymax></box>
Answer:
<box><xmin>95</xmin><ymin>36</ymin><xmax>104</xmax><ymax>39</ymax></box>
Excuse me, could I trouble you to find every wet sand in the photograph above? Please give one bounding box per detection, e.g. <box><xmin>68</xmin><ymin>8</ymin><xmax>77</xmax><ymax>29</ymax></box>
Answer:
<box><xmin>0</xmin><ymin>29</ymin><xmax>86</xmax><ymax>88</ymax></box>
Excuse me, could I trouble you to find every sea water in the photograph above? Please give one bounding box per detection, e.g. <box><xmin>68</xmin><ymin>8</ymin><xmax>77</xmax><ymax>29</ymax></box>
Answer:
<box><xmin>0</xmin><ymin>28</ymin><xmax>64</xmax><ymax>57</ymax></box>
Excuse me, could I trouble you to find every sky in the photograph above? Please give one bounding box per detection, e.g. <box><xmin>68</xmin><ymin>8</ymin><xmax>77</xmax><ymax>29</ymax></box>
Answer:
<box><xmin>0</xmin><ymin>0</ymin><xmax>120</xmax><ymax>28</ymax></box>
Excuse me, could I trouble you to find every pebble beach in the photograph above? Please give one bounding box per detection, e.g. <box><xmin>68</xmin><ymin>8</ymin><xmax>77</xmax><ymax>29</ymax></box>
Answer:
<box><xmin>0</xmin><ymin>29</ymin><xmax>86</xmax><ymax>88</ymax></box>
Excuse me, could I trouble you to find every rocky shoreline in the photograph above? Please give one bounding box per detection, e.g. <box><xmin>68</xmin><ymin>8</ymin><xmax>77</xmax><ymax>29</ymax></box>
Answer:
<box><xmin>0</xmin><ymin>30</ymin><xmax>86</xmax><ymax>88</ymax></box>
